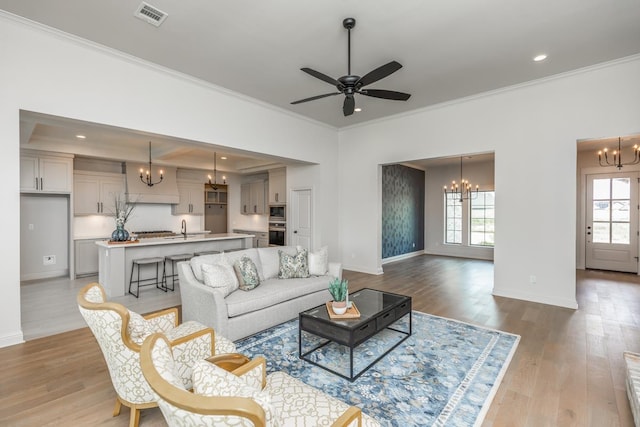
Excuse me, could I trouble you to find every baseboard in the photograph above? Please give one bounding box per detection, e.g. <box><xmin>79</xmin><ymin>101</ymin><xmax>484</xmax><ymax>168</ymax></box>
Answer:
<box><xmin>342</xmin><ymin>264</ymin><xmax>383</xmax><ymax>275</ymax></box>
<box><xmin>0</xmin><ymin>331</ymin><xmax>25</xmax><ymax>348</ymax></box>
<box><xmin>20</xmin><ymin>269</ymin><xmax>69</xmax><ymax>281</ymax></box>
<box><xmin>492</xmin><ymin>287</ymin><xmax>578</xmax><ymax>310</ymax></box>
<box><xmin>382</xmin><ymin>250</ymin><xmax>424</xmax><ymax>265</ymax></box>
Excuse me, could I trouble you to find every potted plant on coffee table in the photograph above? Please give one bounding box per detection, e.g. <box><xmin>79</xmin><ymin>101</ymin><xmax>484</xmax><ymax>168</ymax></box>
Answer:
<box><xmin>328</xmin><ymin>278</ymin><xmax>349</xmax><ymax>315</ymax></box>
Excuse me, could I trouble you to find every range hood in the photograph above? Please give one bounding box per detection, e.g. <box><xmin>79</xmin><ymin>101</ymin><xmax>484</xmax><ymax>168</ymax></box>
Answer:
<box><xmin>125</xmin><ymin>163</ymin><xmax>180</xmax><ymax>204</ymax></box>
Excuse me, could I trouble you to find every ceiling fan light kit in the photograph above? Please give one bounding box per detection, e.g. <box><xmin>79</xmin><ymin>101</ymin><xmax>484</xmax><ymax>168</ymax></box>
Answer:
<box><xmin>291</xmin><ymin>17</ymin><xmax>411</xmax><ymax>116</ymax></box>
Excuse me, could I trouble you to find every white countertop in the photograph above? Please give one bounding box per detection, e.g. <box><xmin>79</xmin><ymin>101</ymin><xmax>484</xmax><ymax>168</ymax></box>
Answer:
<box><xmin>76</xmin><ymin>230</ymin><xmax>212</xmax><ymax>240</ymax></box>
<box><xmin>95</xmin><ymin>232</ymin><xmax>254</xmax><ymax>248</ymax></box>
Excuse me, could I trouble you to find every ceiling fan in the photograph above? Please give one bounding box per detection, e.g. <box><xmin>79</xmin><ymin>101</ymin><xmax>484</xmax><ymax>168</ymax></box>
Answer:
<box><xmin>291</xmin><ymin>18</ymin><xmax>411</xmax><ymax>117</ymax></box>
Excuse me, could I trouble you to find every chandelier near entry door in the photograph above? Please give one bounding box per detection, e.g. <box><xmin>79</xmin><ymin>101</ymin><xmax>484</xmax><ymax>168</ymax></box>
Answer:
<box><xmin>585</xmin><ymin>172</ymin><xmax>639</xmax><ymax>273</ymax></box>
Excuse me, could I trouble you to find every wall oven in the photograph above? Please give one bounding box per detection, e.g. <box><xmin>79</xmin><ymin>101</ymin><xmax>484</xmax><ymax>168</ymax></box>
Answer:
<box><xmin>269</xmin><ymin>205</ymin><xmax>286</xmax><ymax>222</ymax></box>
<box><xmin>268</xmin><ymin>222</ymin><xmax>286</xmax><ymax>246</ymax></box>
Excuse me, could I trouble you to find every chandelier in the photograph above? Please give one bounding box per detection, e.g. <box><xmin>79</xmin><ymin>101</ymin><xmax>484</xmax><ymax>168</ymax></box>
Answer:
<box><xmin>139</xmin><ymin>141</ymin><xmax>163</xmax><ymax>187</ymax></box>
<box><xmin>443</xmin><ymin>156</ymin><xmax>478</xmax><ymax>202</ymax></box>
<box><xmin>207</xmin><ymin>152</ymin><xmax>226</xmax><ymax>190</ymax></box>
<box><xmin>598</xmin><ymin>137</ymin><xmax>640</xmax><ymax>170</ymax></box>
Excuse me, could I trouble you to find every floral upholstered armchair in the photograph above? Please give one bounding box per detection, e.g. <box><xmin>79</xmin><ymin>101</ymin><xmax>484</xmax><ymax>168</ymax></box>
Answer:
<box><xmin>77</xmin><ymin>282</ymin><xmax>236</xmax><ymax>427</ymax></box>
<box><xmin>140</xmin><ymin>332</ymin><xmax>381</xmax><ymax>427</ymax></box>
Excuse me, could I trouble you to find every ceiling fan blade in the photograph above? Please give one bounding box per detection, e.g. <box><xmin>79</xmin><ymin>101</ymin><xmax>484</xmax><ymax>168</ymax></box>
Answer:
<box><xmin>343</xmin><ymin>96</ymin><xmax>355</xmax><ymax>116</ymax></box>
<box><xmin>300</xmin><ymin>68</ymin><xmax>342</xmax><ymax>88</ymax></box>
<box><xmin>291</xmin><ymin>92</ymin><xmax>342</xmax><ymax>105</ymax></box>
<box><xmin>360</xmin><ymin>89</ymin><xmax>411</xmax><ymax>101</ymax></box>
<box><xmin>357</xmin><ymin>61</ymin><xmax>403</xmax><ymax>87</ymax></box>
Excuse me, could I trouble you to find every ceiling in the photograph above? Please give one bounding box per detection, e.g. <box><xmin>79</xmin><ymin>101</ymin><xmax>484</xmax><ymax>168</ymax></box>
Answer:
<box><xmin>4</xmin><ymin>1</ymin><xmax>640</xmax><ymax>170</ymax></box>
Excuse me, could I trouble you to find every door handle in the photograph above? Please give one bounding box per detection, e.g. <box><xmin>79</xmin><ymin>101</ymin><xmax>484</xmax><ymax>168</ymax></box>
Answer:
<box><xmin>294</xmin><ymin>230</ymin><xmax>298</xmax><ymax>234</ymax></box>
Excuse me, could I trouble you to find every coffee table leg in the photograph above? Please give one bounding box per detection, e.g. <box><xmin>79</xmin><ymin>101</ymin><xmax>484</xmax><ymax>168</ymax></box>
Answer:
<box><xmin>350</xmin><ymin>346</ymin><xmax>354</xmax><ymax>379</ymax></box>
<box><xmin>298</xmin><ymin>325</ymin><xmax>302</xmax><ymax>358</ymax></box>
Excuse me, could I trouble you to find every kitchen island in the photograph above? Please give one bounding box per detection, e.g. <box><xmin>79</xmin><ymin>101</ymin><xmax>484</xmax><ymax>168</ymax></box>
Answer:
<box><xmin>96</xmin><ymin>233</ymin><xmax>254</xmax><ymax>297</ymax></box>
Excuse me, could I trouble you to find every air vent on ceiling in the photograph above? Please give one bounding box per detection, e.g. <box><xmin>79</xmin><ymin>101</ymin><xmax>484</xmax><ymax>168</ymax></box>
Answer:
<box><xmin>134</xmin><ymin>2</ymin><xmax>168</xmax><ymax>27</ymax></box>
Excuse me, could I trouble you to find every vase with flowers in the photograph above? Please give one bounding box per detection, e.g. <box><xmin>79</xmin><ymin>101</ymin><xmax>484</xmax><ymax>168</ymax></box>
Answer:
<box><xmin>110</xmin><ymin>195</ymin><xmax>135</xmax><ymax>242</ymax></box>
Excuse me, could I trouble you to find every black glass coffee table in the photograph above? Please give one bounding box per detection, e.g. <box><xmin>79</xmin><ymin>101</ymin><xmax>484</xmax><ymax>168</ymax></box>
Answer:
<box><xmin>298</xmin><ymin>288</ymin><xmax>412</xmax><ymax>381</ymax></box>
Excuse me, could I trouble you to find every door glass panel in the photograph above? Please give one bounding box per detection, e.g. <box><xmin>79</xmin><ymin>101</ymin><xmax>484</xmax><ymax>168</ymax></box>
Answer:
<box><xmin>612</xmin><ymin>223</ymin><xmax>630</xmax><ymax>244</ymax></box>
<box><xmin>593</xmin><ymin>222</ymin><xmax>610</xmax><ymax>243</ymax></box>
<box><xmin>612</xmin><ymin>178</ymin><xmax>630</xmax><ymax>199</ymax></box>
<box><xmin>593</xmin><ymin>179</ymin><xmax>610</xmax><ymax>199</ymax></box>
<box><xmin>593</xmin><ymin>201</ymin><xmax>610</xmax><ymax>221</ymax></box>
<box><xmin>612</xmin><ymin>201</ymin><xmax>630</xmax><ymax>221</ymax></box>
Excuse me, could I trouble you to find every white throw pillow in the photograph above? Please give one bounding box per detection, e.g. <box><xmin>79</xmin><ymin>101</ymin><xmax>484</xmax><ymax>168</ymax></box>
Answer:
<box><xmin>201</xmin><ymin>262</ymin><xmax>239</xmax><ymax>296</ymax></box>
<box><xmin>308</xmin><ymin>246</ymin><xmax>329</xmax><ymax>276</ymax></box>
<box><xmin>190</xmin><ymin>253</ymin><xmax>224</xmax><ymax>282</ymax></box>
<box><xmin>127</xmin><ymin>310</ymin><xmax>152</xmax><ymax>345</ymax></box>
<box><xmin>191</xmin><ymin>360</ymin><xmax>281</xmax><ymax>425</ymax></box>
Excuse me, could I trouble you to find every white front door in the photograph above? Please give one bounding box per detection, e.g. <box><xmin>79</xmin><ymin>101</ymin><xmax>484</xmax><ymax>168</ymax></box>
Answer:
<box><xmin>290</xmin><ymin>188</ymin><xmax>312</xmax><ymax>249</ymax></box>
<box><xmin>586</xmin><ymin>173</ymin><xmax>639</xmax><ymax>273</ymax></box>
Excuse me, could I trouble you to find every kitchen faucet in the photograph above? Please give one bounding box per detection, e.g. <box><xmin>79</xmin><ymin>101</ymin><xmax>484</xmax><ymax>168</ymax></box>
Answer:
<box><xmin>181</xmin><ymin>219</ymin><xmax>187</xmax><ymax>239</ymax></box>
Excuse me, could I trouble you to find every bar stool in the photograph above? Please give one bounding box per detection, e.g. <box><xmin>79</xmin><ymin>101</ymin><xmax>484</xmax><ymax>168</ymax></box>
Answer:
<box><xmin>162</xmin><ymin>253</ymin><xmax>193</xmax><ymax>291</ymax></box>
<box><xmin>194</xmin><ymin>250</ymin><xmax>221</xmax><ymax>256</ymax></box>
<box><xmin>128</xmin><ymin>257</ymin><xmax>164</xmax><ymax>298</ymax></box>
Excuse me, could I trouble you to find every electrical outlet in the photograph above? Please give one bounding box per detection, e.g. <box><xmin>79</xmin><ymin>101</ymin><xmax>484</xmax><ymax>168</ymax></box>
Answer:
<box><xmin>529</xmin><ymin>275</ymin><xmax>536</xmax><ymax>284</ymax></box>
<box><xmin>43</xmin><ymin>255</ymin><xmax>56</xmax><ymax>265</ymax></box>
<box><xmin>28</xmin><ymin>223</ymin><xmax>34</xmax><ymax>230</ymax></box>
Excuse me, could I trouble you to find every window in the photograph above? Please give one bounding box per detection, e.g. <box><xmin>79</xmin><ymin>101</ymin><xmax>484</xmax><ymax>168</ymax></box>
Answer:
<box><xmin>470</xmin><ymin>191</ymin><xmax>495</xmax><ymax>246</ymax></box>
<box><xmin>445</xmin><ymin>193</ymin><xmax>462</xmax><ymax>244</ymax></box>
<box><xmin>444</xmin><ymin>190</ymin><xmax>495</xmax><ymax>247</ymax></box>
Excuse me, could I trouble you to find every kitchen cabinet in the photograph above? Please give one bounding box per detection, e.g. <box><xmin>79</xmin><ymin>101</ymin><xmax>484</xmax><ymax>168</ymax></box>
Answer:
<box><xmin>74</xmin><ymin>172</ymin><xmax>125</xmax><ymax>215</ymax></box>
<box><xmin>233</xmin><ymin>229</ymin><xmax>268</xmax><ymax>248</ymax></box>
<box><xmin>241</xmin><ymin>180</ymin><xmax>266</xmax><ymax>215</ymax></box>
<box><xmin>268</xmin><ymin>168</ymin><xmax>286</xmax><ymax>204</ymax></box>
<box><xmin>205</xmin><ymin>185</ymin><xmax>227</xmax><ymax>204</ymax></box>
<box><xmin>173</xmin><ymin>181</ymin><xmax>205</xmax><ymax>215</ymax></box>
<box><xmin>75</xmin><ymin>238</ymin><xmax>100</xmax><ymax>277</ymax></box>
<box><xmin>20</xmin><ymin>152</ymin><xmax>73</xmax><ymax>193</ymax></box>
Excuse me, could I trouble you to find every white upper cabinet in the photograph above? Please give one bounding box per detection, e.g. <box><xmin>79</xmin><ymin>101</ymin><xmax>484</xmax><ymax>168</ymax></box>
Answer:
<box><xmin>268</xmin><ymin>168</ymin><xmax>286</xmax><ymax>204</ymax></box>
<box><xmin>172</xmin><ymin>181</ymin><xmax>205</xmax><ymax>215</ymax></box>
<box><xmin>241</xmin><ymin>180</ymin><xmax>266</xmax><ymax>215</ymax></box>
<box><xmin>20</xmin><ymin>152</ymin><xmax>73</xmax><ymax>193</ymax></box>
<box><xmin>74</xmin><ymin>172</ymin><xmax>125</xmax><ymax>215</ymax></box>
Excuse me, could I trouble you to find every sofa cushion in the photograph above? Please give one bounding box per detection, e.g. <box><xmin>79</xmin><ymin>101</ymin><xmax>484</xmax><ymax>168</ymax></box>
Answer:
<box><xmin>225</xmin><ymin>276</ymin><xmax>329</xmax><ymax>318</ymax></box>
<box><xmin>308</xmin><ymin>246</ymin><xmax>329</xmax><ymax>276</ymax></box>
<box><xmin>202</xmin><ymin>262</ymin><xmax>239</xmax><ymax>296</ymax></box>
<box><xmin>278</xmin><ymin>249</ymin><xmax>310</xmax><ymax>279</ymax></box>
<box><xmin>234</xmin><ymin>255</ymin><xmax>261</xmax><ymax>291</ymax></box>
<box><xmin>259</xmin><ymin>246</ymin><xmax>297</xmax><ymax>280</ymax></box>
<box><xmin>190</xmin><ymin>253</ymin><xmax>225</xmax><ymax>282</ymax></box>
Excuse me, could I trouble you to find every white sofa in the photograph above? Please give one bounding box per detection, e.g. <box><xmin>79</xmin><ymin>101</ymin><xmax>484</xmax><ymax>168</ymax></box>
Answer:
<box><xmin>178</xmin><ymin>246</ymin><xmax>341</xmax><ymax>341</ymax></box>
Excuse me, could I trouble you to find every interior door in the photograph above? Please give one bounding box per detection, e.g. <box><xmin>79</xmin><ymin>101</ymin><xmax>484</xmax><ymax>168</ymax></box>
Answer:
<box><xmin>290</xmin><ymin>189</ymin><xmax>312</xmax><ymax>249</ymax></box>
<box><xmin>586</xmin><ymin>173</ymin><xmax>639</xmax><ymax>272</ymax></box>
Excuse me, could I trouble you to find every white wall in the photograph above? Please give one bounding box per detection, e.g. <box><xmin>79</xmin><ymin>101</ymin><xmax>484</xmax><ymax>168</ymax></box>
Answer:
<box><xmin>339</xmin><ymin>56</ymin><xmax>640</xmax><ymax>309</ymax></box>
<box><xmin>1</xmin><ymin>14</ymin><xmax>339</xmax><ymax>347</ymax></box>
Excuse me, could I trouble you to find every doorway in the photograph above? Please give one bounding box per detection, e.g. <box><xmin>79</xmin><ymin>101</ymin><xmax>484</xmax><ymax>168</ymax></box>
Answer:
<box><xmin>585</xmin><ymin>172</ymin><xmax>639</xmax><ymax>272</ymax></box>
<box><xmin>290</xmin><ymin>188</ymin><xmax>312</xmax><ymax>249</ymax></box>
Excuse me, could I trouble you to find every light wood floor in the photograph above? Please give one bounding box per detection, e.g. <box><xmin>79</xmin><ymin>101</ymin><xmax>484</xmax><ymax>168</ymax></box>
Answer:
<box><xmin>2</xmin><ymin>255</ymin><xmax>639</xmax><ymax>426</ymax></box>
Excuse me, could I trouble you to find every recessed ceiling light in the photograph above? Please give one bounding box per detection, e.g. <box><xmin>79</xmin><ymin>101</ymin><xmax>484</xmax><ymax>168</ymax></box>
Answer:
<box><xmin>76</xmin><ymin>134</ymin><xmax>86</xmax><ymax>139</ymax></box>
<box><xmin>533</xmin><ymin>54</ymin><xmax>547</xmax><ymax>62</ymax></box>
<box><xmin>220</xmin><ymin>156</ymin><xmax>227</xmax><ymax>160</ymax></box>
<box><xmin>354</xmin><ymin>108</ymin><xmax>362</xmax><ymax>112</ymax></box>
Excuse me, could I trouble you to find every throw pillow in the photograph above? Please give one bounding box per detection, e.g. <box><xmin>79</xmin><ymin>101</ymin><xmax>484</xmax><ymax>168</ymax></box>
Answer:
<box><xmin>201</xmin><ymin>262</ymin><xmax>239</xmax><ymax>297</ymax></box>
<box><xmin>127</xmin><ymin>310</ymin><xmax>152</xmax><ymax>345</ymax></box>
<box><xmin>191</xmin><ymin>360</ymin><xmax>281</xmax><ymax>425</ymax></box>
<box><xmin>278</xmin><ymin>248</ymin><xmax>310</xmax><ymax>279</ymax></box>
<box><xmin>234</xmin><ymin>255</ymin><xmax>261</xmax><ymax>291</ymax></box>
<box><xmin>308</xmin><ymin>246</ymin><xmax>329</xmax><ymax>276</ymax></box>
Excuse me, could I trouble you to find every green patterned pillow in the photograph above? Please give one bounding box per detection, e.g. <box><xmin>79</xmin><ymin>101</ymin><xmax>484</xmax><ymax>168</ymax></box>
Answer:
<box><xmin>233</xmin><ymin>255</ymin><xmax>261</xmax><ymax>291</ymax></box>
<box><xmin>278</xmin><ymin>248</ymin><xmax>310</xmax><ymax>279</ymax></box>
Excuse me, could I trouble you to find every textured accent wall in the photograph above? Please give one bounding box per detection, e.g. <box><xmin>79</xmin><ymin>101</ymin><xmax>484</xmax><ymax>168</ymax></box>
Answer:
<box><xmin>382</xmin><ymin>164</ymin><xmax>425</xmax><ymax>259</ymax></box>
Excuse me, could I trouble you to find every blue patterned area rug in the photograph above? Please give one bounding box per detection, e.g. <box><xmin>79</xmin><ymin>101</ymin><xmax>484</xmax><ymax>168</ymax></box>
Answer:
<box><xmin>235</xmin><ymin>310</ymin><xmax>519</xmax><ymax>427</ymax></box>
